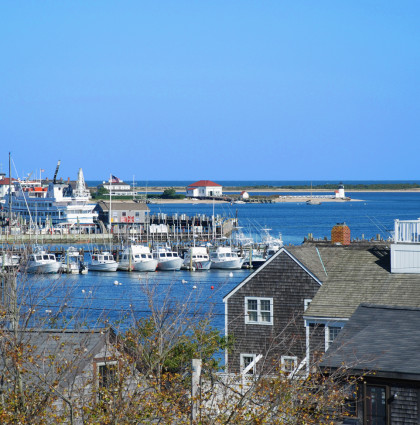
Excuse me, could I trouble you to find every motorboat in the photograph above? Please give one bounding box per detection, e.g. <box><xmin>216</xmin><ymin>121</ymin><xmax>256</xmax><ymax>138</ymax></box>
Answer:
<box><xmin>152</xmin><ymin>246</ymin><xmax>183</xmax><ymax>271</ymax></box>
<box><xmin>210</xmin><ymin>247</ymin><xmax>244</xmax><ymax>270</ymax></box>
<box><xmin>242</xmin><ymin>248</ymin><xmax>267</xmax><ymax>269</ymax></box>
<box><xmin>182</xmin><ymin>246</ymin><xmax>211</xmax><ymax>271</ymax></box>
<box><xmin>0</xmin><ymin>252</ymin><xmax>20</xmax><ymax>270</ymax></box>
<box><xmin>89</xmin><ymin>252</ymin><xmax>118</xmax><ymax>272</ymax></box>
<box><xmin>25</xmin><ymin>249</ymin><xmax>61</xmax><ymax>274</ymax></box>
<box><xmin>118</xmin><ymin>245</ymin><xmax>157</xmax><ymax>272</ymax></box>
<box><xmin>260</xmin><ymin>228</ymin><xmax>283</xmax><ymax>257</ymax></box>
<box><xmin>60</xmin><ymin>247</ymin><xmax>88</xmax><ymax>274</ymax></box>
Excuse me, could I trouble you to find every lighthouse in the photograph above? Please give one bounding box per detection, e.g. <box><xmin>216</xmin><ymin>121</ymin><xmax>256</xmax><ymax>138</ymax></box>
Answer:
<box><xmin>335</xmin><ymin>182</ymin><xmax>345</xmax><ymax>199</ymax></box>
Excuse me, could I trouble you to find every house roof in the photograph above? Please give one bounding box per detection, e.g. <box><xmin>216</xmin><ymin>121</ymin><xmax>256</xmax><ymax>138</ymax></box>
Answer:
<box><xmin>187</xmin><ymin>180</ymin><xmax>222</xmax><ymax>188</ymax></box>
<box><xmin>321</xmin><ymin>304</ymin><xmax>420</xmax><ymax>380</ymax></box>
<box><xmin>303</xmin><ymin>243</ymin><xmax>420</xmax><ymax>321</ymax></box>
<box><xmin>223</xmin><ymin>246</ymin><xmax>325</xmax><ymax>302</ymax></box>
<box><xmin>0</xmin><ymin>178</ymin><xmax>16</xmax><ymax>185</ymax></box>
<box><xmin>0</xmin><ymin>328</ymin><xmax>115</xmax><ymax>390</ymax></box>
<box><xmin>95</xmin><ymin>200</ymin><xmax>149</xmax><ymax>212</ymax></box>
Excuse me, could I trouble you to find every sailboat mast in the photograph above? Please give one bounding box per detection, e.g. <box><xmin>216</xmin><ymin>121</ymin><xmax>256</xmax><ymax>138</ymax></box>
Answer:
<box><xmin>8</xmin><ymin>152</ymin><xmax>11</xmax><ymax>231</ymax></box>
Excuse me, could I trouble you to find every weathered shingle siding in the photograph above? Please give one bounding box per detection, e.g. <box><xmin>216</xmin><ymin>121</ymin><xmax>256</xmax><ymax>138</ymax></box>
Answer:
<box><xmin>390</xmin><ymin>385</ymin><xmax>420</xmax><ymax>425</ymax></box>
<box><xmin>227</xmin><ymin>251</ymin><xmax>320</xmax><ymax>374</ymax></box>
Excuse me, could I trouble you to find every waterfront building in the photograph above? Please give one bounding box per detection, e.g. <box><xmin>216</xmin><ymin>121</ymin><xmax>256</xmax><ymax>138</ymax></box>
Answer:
<box><xmin>98</xmin><ymin>175</ymin><xmax>133</xmax><ymax>196</ymax></box>
<box><xmin>334</xmin><ymin>182</ymin><xmax>346</xmax><ymax>199</ymax></box>
<box><xmin>186</xmin><ymin>180</ymin><xmax>223</xmax><ymax>198</ymax></box>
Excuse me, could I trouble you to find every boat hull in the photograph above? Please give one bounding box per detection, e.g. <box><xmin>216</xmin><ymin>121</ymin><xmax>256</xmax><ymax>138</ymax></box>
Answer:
<box><xmin>157</xmin><ymin>258</ymin><xmax>183</xmax><ymax>271</ymax></box>
<box><xmin>211</xmin><ymin>258</ymin><xmax>244</xmax><ymax>270</ymax></box>
<box><xmin>89</xmin><ymin>263</ymin><xmax>118</xmax><ymax>272</ymax></box>
<box><xmin>134</xmin><ymin>260</ymin><xmax>158</xmax><ymax>272</ymax></box>
<box><xmin>27</xmin><ymin>262</ymin><xmax>61</xmax><ymax>274</ymax></box>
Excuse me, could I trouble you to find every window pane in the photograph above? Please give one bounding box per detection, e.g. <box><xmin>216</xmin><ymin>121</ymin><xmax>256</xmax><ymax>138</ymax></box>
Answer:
<box><xmin>260</xmin><ymin>300</ymin><xmax>271</xmax><ymax>311</ymax></box>
<box><xmin>248</xmin><ymin>299</ymin><xmax>257</xmax><ymax>311</ymax></box>
<box><xmin>261</xmin><ymin>311</ymin><xmax>271</xmax><ymax>322</ymax></box>
<box><xmin>248</xmin><ymin>311</ymin><xmax>258</xmax><ymax>322</ymax></box>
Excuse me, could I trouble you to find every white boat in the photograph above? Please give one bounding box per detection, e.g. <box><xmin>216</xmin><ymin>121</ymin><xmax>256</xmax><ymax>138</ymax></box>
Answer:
<box><xmin>118</xmin><ymin>245</ymin><xmax>157</xmax><ymax>272</ymax></box>
<box><xmin>26</xmin><ymin>249</ymin><xmax>61</xmax><ymax>274</ymax></box>
<box><xmin>261</xmin><ymin>227</ymin><xmax>283</xmax><ymax>256</ymax></box>
<box><xmin>4</xmin><ymin>164</ymin><xmax>98</xmax><ymax>227</ymax></box>
<box><xmin>89</xmin><ymin>252</ymin><xmax>118</xmax><ymax>272</ymax></box>
<box><xmin>153</xmin><ymin>246</ymin><xmax>183</xmax><ymax>271</ymax></box>
<box><xmin>182</xmin><ymin>247</ymin><xmax>212</xmax><ymax>271</ymax></box>
<box><xmin>210</xmin><ymin>247</ymin><xmax>244</xmax><ymax>270</ymax></box>
<box><xmin>60</xmin><ymin>247</ymin><xmax>88</xmax><ymax>274</ymax></box>
<box><xmin>1</xmin><ymin>252</ymin><xmax>20</xmax><ymax>269</ymax></box>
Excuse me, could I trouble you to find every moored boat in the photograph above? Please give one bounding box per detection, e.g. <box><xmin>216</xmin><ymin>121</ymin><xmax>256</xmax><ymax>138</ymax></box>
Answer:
<box><xmin>210</xmin><ymin>247</ymin><xmax>244</xmax><ymax>270</ymax></box>
<box><xmin>89</xmin><ymin>252</ymin><xmax>118</xmax><ymax>272</ymax></box>
<box><xmin>25</xmin><ymin>249</ymin><xmax>61</xmax><ymax>274</ymax></box>
<box><xmin>118</xmin><ymin>245</ymin><xmax>157</xmax><ymax>272</ymax></box>
<box><xmin>182</xmin><ymin>246</ymin><xmax>211</xmax><ymax>271</ymax></box>
<box><xmin>153</xmin><ymin>246</ymin><xmax>183</xmax><ymax>271</ymax></box>
<box><xmin>60</xmin><ymin>247</ymin><xmax>88</xmax><ymax>274</ymax></box>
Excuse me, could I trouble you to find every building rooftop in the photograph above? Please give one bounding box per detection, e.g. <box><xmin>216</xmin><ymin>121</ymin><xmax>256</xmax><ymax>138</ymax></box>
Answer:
<box><xmin>321</xmin><ymin>304</ymin><xmax>420</xmax><ymax>380</ymax></box>
<box><xmin>187</xmin><ymin>180</ymin><xmax>222</xmax><ymax>188</ymax></box>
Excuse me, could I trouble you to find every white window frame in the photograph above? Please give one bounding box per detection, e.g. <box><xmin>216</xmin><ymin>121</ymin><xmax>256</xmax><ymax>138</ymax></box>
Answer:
<box><xmin>281</xmin><ymin>355</ymin><xmax>298</xmax><ymax>374</ymax></box>
<box><xmin>96</xmin><ymin>360</ymin><xmax>118</xmax><ymax>389</ymax></box>
<box><xmin>304</xmin><ymin>298</ymin><xmax>312</xmax><ymax>311</ymax></box>
<box><xmin>240</xmin><ymin>353</ymin><xmax>256</xmax><ymax>375</ymax></box>
<box><xmin>325</xmin><ymin>325</ymin><xmax>342</xmax><ymax>350</ymax></box>
<box><xmin>244</xmin><ymin>297</ymin><xmax>273</xmax><ymax>325</ymax></box>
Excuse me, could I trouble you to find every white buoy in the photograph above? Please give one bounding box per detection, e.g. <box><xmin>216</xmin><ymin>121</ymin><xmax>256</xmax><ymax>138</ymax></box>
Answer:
<box><xmin>229</xmin><ymin>272</ymin><xmax>233</xmax><ymax>277</ymax></box>
<box><xmin>182</xmin><ymin>279</ymin><xmax>188</xmax><ymax>284</ymax></box>
<box><xmin>114</xmin><ymin>280</ymin><xmax>119</xmax><ymax>285</ymax></box>
<box><xmin>82</xmin><ymin>289</ymin><xmax>86</xmax><ymax>293</ymax></box>
<box><xmin>193</xmin><ymin>285</ymin><xmax>197</xmax><ymax>289</ymax></box>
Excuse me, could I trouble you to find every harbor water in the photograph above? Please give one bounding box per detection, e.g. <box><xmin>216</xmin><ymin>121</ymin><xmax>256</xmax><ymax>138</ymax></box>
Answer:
<box><xmin>14</xmin><ymin>191</ymin><xmax>420</xmax><ymax>332</ymax></box>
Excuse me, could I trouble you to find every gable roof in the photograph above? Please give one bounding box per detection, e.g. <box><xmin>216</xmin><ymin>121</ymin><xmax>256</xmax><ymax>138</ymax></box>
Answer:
<box><xmin>223</xmin><ymin>246</ymin><xmax>324</xmax><ymax>302</ymax></box>
<box><xmin>304</xmin><ymin>243</ymin><xmax>420</xmax><ymax>321</ymax></box>
<box><xmin>187</xmin><ymin>180</ymin><xmax>222</xmax><ymax>188</ymax></box>
<box><xmin>0</xmin><ymin>328</ymin><xmax>115</xmax><ymax>390</ymax></box>
<box><xmin>321</xmin><ymin>304</ymin><xmax>420</xmax><ymax>380</ymax></box>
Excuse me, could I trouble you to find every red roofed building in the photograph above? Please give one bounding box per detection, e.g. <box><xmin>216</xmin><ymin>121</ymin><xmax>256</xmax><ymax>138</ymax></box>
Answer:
<box><xmin>0</xmin><ymin>174</ymin><xmax>17</xmax><ymax>198</ymax></box>
<box><xmin>186</xmin><ymin>180</ymin><xmax>223</xmax><ymax>198</ymax></box>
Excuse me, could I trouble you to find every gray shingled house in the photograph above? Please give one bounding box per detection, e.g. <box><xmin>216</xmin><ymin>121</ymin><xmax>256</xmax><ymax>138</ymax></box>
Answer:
<box><xmin>223</xmin><ymin>245</ymin><xmax>329</xmax><ymax>375</ymax></box>
<box><xmin>321</xmin><ymin>304</ymin><xmax>420</xmax><ymax>425</ymax></box>
<box><xmin>303</xmin><ymin>243</ymin><xmax>420</xmax><ymax>365</ymax></box>
<box><xmin>0</xmin><ymin>328</ymin><xmax>126</xmax><ymax>416</ymax></box>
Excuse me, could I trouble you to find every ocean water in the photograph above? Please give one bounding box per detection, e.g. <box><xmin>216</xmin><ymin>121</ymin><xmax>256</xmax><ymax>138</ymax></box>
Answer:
<box><xmin>22</xmin><ymin>191</ymin><xmax>420</xmax><ymax>333</ymax></box>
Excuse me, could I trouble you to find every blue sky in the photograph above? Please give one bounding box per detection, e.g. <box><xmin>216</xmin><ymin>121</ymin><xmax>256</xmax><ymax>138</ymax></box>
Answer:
<box><xmin>1</xmin><ymin>1</ymin><xmax>419</xmax><ymax>181</ymax></box>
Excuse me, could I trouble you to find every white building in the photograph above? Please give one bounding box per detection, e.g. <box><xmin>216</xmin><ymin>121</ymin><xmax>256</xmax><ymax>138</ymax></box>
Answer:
<box><xmin>99</xmin><ymin>175</ymin><xmax>132</xmax><ymax>196</ymax></box>
<box><xmin>239</xmin><ymin>191</ymin><xmax>250</xmax><ymax>200</ymax></box>
<box><xmin>334</xmin><ymin>183</ymin><xmax>346</xmax><ymax>199</ymax></box>
<box><xmin>186</xmin><ymin>180</ymin><xmax>223</xmax><ymax>198</ymax></box>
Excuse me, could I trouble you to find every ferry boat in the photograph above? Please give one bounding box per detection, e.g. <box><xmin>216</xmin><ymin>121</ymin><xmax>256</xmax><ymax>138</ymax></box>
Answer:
<box><xmin>118</xmin><ymin>245</ymin><xmax>158</xmax><ymax>272</ymax></box>
<box><xmin>4</xmin><ymin>164</ymin><xmax>98</xmax><ymax>227</ymax></box>
<box><xmin>210</xmin><ymin>247</ymin><xmax>244</xmax><ymax>270</ymax></box>
<box><xmin>182</xmin><ymin>246</ymin><xmax>212</xmax><ymax>271</ymax></box>
<box><xmin>89</xmin><ymin>252</ymin><xmax>118</xmax><ymax>272</ymax></box>
<box><xmin>153</xmin><ymin>245</ymin><xmax>183</xmax><ymax>271</ymax></box>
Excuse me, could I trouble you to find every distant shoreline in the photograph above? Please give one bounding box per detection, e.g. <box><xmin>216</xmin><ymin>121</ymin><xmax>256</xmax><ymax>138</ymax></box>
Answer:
<box><xmin>134</xmin><ymin>186</ymin><xmax>420</xmax><ymax>194</ymax></box>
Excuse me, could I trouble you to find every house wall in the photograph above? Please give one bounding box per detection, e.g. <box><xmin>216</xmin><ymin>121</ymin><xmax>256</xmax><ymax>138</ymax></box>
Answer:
<box><xmin>226</xmin><ymin>251</ymin><xmax>321</xmax><ymax>374</ymax></box>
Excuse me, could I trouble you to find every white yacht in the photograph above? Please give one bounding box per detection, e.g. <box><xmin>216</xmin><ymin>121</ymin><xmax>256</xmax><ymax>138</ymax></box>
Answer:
<box><xmin>153</xmin><ymin>246</ymin><xmax>183</xmax><ymax>271</ymax></box>
<box><xmin>210</xmin><ymin>247</ymin><xmax>244</xmax><ymax>270</ymax></box>
<box><xmin>4</xmin><ymin>165</ymin><xmax>98</xmax><ymax>227</ymax></box>
<box><xmin>60</xmin><ymin>247</ymin><xmax>88</xmax><ymax>274</ymax></box>
<box><xmin>182</xmin><ymin>246</ymin><xmax>211</xmax><ymax>271</ymax></box>
<box><xmin>261</xmin><ymin>228</ymin><xmax>283</xmax><ymax>257</ymax></box>
<box><xmin>118</xmin><ymin>245</ymin><xmax>157</xmax><ymax>272</ymax></box>
<box><xmin>89</xmin><ymin>252</ymin><xmax>118</xmax><ymax>272</ymax></box>
<box><xmin>25</xmin><ymin>249</ymin><xmax>61</xmax><ymax>274</ymax></box>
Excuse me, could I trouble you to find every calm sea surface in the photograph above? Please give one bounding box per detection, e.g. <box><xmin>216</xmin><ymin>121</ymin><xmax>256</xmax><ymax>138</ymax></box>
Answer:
<box><xmin>24</xmin><ymin>190</ymin><xmax>420</xmax><ymax>332</ymax></box>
